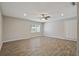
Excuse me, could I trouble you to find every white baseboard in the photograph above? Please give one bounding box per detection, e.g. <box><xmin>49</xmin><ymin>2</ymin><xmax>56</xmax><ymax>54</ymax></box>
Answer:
<box><xmin>44</xmin><ymin>35</ymin><xmax>77</xmax><ymax>41</ymax></box>
<box><xmin>2</xmin><ymin>38</ymin><xmax>25</xmax><ymax>43</ymax></box>
<box><xmin>2</xmin><ymin>35</ymin><xmax>43</xmax><ymax>43</ymax></box>
<box><xmin>2</xmin><ymin>35</ymin><xmax>77</xmax><ymax>43</ymax></box>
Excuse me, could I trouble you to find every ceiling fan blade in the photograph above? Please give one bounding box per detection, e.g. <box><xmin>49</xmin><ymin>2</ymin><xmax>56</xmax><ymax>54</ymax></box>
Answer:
<box><xmin>47</xmin><ymin>16</ymin><xmax>50</xmax><ymax>18</ymax></box>
<box><xmin>45</xmin><ymin>18</ymin><xmax>48</xmax><ymax>20</ymax></box>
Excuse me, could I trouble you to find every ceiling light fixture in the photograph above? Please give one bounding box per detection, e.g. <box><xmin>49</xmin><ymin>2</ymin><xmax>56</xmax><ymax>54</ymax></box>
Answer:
<box><xmin>61</xmin><ymin>13</ymin><xmax>64</xmax><ymax>16</ymax></box>
<box><xmin>41</xmin><ymin>18</ymin><xmax>46</xmax><ymax>20</ymax></box>
<box><xmin>24</xmin><ymin>13</ymin><xmax>27</xmax><ymax>16</ymax></box>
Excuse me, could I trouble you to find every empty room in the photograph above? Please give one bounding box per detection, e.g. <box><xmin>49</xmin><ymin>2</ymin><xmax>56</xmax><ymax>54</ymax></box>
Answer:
<box><xmin>0</xmin><ymin>2</ymin><xmax>77</xmax><ymax>56</ymax></box>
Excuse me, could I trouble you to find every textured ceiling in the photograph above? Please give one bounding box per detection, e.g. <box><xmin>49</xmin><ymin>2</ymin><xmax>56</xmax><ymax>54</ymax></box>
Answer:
<box><xmin>0</xmin><ymin>2</ymin><xmax>77</xmax><ymax>22</ymax></box>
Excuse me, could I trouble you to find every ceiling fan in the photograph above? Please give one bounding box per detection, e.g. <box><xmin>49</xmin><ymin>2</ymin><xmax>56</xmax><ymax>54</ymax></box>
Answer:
<box><xmin>40</xmin><ymin>13</ymin><xmax>51</xmax><ymax>20</ymax></box>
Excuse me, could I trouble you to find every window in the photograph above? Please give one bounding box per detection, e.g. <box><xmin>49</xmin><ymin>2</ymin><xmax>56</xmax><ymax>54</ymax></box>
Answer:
<box><xmin>31</xmin><ymin>24</ymin><xmax>40</xmax><ymax>33</ymax></box>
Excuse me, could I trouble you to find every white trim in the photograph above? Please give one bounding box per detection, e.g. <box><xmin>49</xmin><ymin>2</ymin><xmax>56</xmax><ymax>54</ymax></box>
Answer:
<box><xmin>2</xmin><ymin>38</ymin><xmax>26</xmax><ymax>43</ymax></box>
<box><xmin>44</xmin><ymin>35</ymin><xmax>77</xmax><ymax>41</ymax></box>
<box><xmin>3</xmin><ymin>35</ymin><xmax>77</xmax><ymax>43</ymax></box>
<box><xmin>2</xmin><ymin>36</ymin><xmax>43</xmax><ymax>43</ymax></box>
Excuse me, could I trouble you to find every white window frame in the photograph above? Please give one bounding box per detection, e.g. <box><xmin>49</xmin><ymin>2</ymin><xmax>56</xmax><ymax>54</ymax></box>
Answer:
<box><xmin>31</xmin><ymin>24</ymin><xmax>41</xmax><ymax>33</ymax></box>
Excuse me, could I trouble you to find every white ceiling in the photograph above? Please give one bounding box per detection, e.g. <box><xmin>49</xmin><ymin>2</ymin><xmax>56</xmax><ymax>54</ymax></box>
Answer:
<box><xmin>0</xmin><ymin>2</ymin><xmax>77</xmax><ymax>22</ymax></box>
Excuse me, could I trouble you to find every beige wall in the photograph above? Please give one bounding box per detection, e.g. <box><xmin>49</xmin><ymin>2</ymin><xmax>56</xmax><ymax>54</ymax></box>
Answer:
<box><xmin>44</xmin><ymin>18</ymin><xmax>77</xmax><ymax>41</ymax></box>
<box><xmin>65</xmin><ymin>18</ymin><xmax>77</xmax><ymax>41</ymax></box>
<box><xmin>0</xmin><ymin>8</ymin><xmax>2</xmax><ymax>50</ymax></box>
<box><xmin>2</xmin><ymin>15</ymin><xmax>77</xmax><ymax>43</ymax></box>
<box><xmin>77</xmin><ymin>2</ymin><xmax>79</xmax><ymax>55</ymax></box>
<box><xmin>3</xmin><ymin>16</ymin><xmax>43</xmax><ymax>42</ymax></box>
<box><xmin>44</xmin><ymin>20</ymin><xmax>65</xmax><ymax>39</ymax></box>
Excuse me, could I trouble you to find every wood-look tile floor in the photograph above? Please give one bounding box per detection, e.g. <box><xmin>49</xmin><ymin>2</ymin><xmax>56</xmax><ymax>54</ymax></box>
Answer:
<box><xmin>0</xmin><ymin>36</ymin><xmax>77</xmax><ymax>56</ymax></box>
